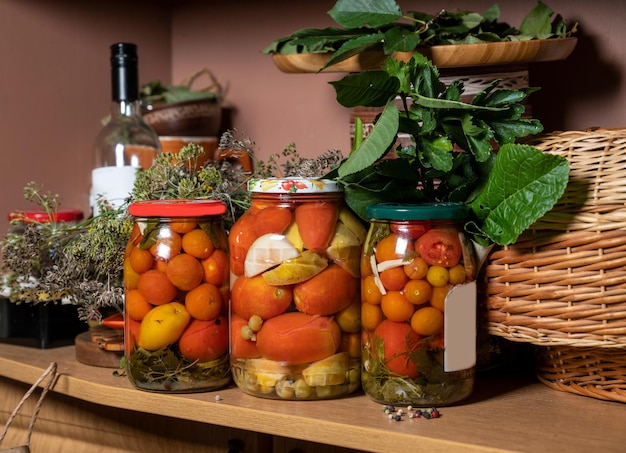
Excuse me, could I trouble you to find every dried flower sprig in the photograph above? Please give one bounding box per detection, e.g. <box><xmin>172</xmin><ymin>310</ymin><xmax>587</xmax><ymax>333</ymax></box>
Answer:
<box><xmin>1</xmin><ymin>131</ymin><xmax>344</xmax><ymax>324</ymax></box>
<box><xmin>0</xmin><ymin>132</ymin><xmax>254</xmax><ymax>322</ymax></box>
<box><xmin>254</xmin><ymin>143</ymin><xmax>344</xmax><ymax>178</ymax></box>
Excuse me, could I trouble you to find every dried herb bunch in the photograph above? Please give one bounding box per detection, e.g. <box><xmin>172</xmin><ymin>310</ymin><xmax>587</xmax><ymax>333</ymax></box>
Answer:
<box><xmin>254</xmin><ymin>142</ymin><xmax>344</xmax><ymax>178</ymax></box>
<box><xmin>1</xmin><ymin>134</ymin><xmax>251</xmax><ymax>323</ymax></box>
<box><xmin>0</xmin><ymin>131</ymin><xmax>342</xmax><ymax>324</ymax></box>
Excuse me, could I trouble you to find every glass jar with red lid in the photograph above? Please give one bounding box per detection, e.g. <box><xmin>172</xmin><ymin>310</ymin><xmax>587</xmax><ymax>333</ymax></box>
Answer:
<box><xmin>229</xmin><ymin>178</ymin><xmax>366</xmax><ymax>400</ymax></box>
<box><xmin>125</xmin><ymin>199</ymin><xmax>230</xmax><ymax>392</ymax></box>
<box><xmin>361</xmin><ymin>202</ymin><xmax>476</xmax><ymax>406</ymax></box>
<box><xmin>8</xmin><ymin>209</ymin><xmax>84</xmax><ymax>236</ymax></box>
<box><xmin>3</xmin><ymin>209</ymin><xmax>85</xmax><ymax>348</ymax></box>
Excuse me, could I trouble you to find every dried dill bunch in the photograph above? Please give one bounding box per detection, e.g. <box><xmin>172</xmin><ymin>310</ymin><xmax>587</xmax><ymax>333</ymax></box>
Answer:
<box><xmin>1</xmin><ymin>132</ymin><xmax>257</xmax><ymax>324</ymax></box>
<box><xmin>1</xmin><ymin>182</ymin><xmax>61</xmax><ymax>279</ymax></box>
<box><xmin>218</xmin><ymin>129</ymin><xmax>255</xmax><ymax>162</ymax></box>
<box><xmin>0</xmin><ymin>190</ymin><xmax>131</xmax><ymax>323</ymax></box>
<box><xmin>255</xmin><ymin>143</ymin><xmax>344</xmax><ymax>178</ymax></box>
<box><xmin>35</xmin><ymin>208</ymin><xmax>132</xmax><ymax>323</ymax></box>
<box><xmin>0</xmin><ymin>200</ymin><xmax>124</xmax><ymax>324</ymax></box>
<box><xmin>132</xmin><ymin>141</ymin><xmax>251</xmax><ymax>226</ymax></box>
<box><xmin>0</xmin><ymin>131</ymin><xmax>347</xmax><ymax>324</ymax></box>
<box><xmin>1</xmin><ymin>222</ymin><xmax>45</xmax><ymax>283</ymax></box>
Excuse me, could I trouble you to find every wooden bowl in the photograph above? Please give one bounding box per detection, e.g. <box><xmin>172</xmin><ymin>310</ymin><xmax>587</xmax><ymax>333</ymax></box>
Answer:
<box><xmin>271</xmin><ymin>38</ymin><xmax>577</xmax><ymax>73</ymax></box>
<box><xmin>142</xmin><ymin>98</ymin><xmax>221</xmax><ymax>137</ymax></box>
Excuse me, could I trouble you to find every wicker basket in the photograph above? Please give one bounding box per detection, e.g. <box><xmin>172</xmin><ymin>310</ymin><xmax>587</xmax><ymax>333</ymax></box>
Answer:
<box><xmin>483</xmin><ymin>128</ymin><xmax>626</xmax><ymax>402</ymax></box>
<box><xmin>536</xmin><ymin>346</ymin><xmax>626</xmax><ymax>403</ymax></box>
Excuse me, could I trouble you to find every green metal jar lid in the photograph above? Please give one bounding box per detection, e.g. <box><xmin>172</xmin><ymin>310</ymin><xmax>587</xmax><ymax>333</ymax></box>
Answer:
<box><xmin>247</xmin><ymin>178</ymin><xmax>341</xmax><ymax>193</ymax></box>
<box><xmin>366</xmin><ymin>202</ymin><xmax>468</xmax><ymax>221</ymax></box>
<box><xmin>129</xmin><ymin>199</ymin><xmax>226</xmax><ymax>217</ymax></box>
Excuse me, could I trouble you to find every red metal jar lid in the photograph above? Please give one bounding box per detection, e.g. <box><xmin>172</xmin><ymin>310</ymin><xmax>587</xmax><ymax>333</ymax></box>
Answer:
<box><xmin>129</xmin><ymin>199</ymin><xmax>226</xmax><ymax>217</ymax></box>
<box><xmin>8</xmin><ymin>209</ymin><xmax>84</xmax><ymax>223</ymax></box>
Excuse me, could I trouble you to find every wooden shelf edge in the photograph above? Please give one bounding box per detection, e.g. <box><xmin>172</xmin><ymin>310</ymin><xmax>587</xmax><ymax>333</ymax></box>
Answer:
<box><xmin>1</xmin><ymin>343</ymin><xmax>624</xmax><ymax>453</ymax></box>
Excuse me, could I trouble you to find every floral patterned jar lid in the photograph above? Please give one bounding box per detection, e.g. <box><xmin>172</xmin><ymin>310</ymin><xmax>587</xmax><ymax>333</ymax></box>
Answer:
<box><xmin>247</xmin><ymin>177</ymin><xmax>341</xmax><ymax>193</ymax></box>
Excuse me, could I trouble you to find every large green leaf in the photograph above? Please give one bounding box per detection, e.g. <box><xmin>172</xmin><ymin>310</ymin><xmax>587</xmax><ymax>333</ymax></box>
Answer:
<box><xmin>328</xmin><ymin>0</ymin><xmax>403</xmax><ymax>28</ymax></box>
<box><xmin>419</xmin><ymin>135</ymin><xmax>453</xmax><ymax>171</ymax></box>
<box><xmin>520</xmin><ymin>1</ymin><xmax>553</xmax><ymax>36</ymax></box>
<box><xmin>483</xmin><ymin>89</ymin><xmax>530</xmax><ymax>107</ymax></box>
<box><xmin>461</xmin><ymin>12</ymin><xmax>486</xmax><ymax>30</ymax></box>
<box><xmin>482</xmin><ymin>4</ymin><xmax>501</xmax><ymax>23</ymax></box>
<box><xmin>468</xmin><ymin>143</ymin><xmax>569</xmax><ymax>245</ymax></box>
<box><xmin>262</xmin><ymin>27</ymin><xmax>372</xmax><ymax>54</ymax></box>
<box><xmin>330</xmin><ymin>70</ymin><xmax>399</xmax><ymax>107</ymax></box>
<box><xmin>489</xmin><ymin>118</ymin><xmax>543</xmax><ymax>144</ymax></box>
<box><xmin>337</xmin><ymin>102</ymin><xmax>399</xmax><ymax>177</ymax></box>
<box><xmin>323</xmin><ymin>33</ymin><xmax>385</xmax><ymax>69</ymax></box>
<box><xmin>383</xmin><ymin>26</ymin><xmax>422</xmax><ymax>53</ymax></box>
<box><xmin>459</xmin><ymin>116</ymin><xmax>494</xmax><ymax>162</ymax></box>
<box><xmin>413</xmin><ymin>94</ymin><xmax>506</xmax><ymax>112</ymax></box>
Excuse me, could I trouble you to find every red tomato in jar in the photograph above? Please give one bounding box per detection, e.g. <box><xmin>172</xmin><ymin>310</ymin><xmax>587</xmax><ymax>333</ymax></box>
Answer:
<box><xmin>415</xmin><ymin>228</ymin><xmax>462</xmax><ymax>267</ymax></box>
<box><xmin>179</xmin><ymin>317</ymin><xmax>229</xmax><ymax>362</ymax></box>
<box><xmin>372</xmin><ymin>320</ymin><xmax>422</xmax><ymax>379</ymax></box>
<box><xmin>256</xmin><ymin>312</ymin><xmax>341</xmax><ymax>364</ymax></box>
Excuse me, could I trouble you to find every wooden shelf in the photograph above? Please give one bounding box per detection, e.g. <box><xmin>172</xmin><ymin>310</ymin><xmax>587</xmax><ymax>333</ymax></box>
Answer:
<box><xmin>0</xmin><ymin>342</ymin><xmax>624</xmax><ymax>452</ymax></box>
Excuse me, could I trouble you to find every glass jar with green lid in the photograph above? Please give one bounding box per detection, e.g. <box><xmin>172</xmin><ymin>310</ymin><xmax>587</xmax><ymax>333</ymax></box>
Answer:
<box><xmin>361</xmin><ymin>202</ymin><xmax>476</xmax><ymax>406</ymax></box>
<box><xmin>124</xmin><ymin>199</ymin><xmax>231</xmax><ymax>392</ymax></box>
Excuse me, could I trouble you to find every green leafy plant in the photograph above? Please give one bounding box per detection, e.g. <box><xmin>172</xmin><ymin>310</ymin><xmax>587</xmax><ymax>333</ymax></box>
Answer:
<box><xmin>263</xmin><ymin>0</ymin><xmax>576</xmax><ymax>70</ymax></box>
<box><xmin>325</xmin><ymin>53</ymin><xmax>570</xmax><ymax>247</ymax></box>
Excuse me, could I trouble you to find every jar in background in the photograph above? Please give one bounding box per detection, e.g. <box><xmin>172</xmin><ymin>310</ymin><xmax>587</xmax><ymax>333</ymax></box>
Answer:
<box><xmin>229</xmin><ymin>178</ymin><xmax>366</xmax><ymax>400</ymax></box>
<box><xmin>125</xmin><ymin>200</ymin><xmax>230</xmax><ymax>392</ymax></box>
<box><xmin>361</xmin><ymin>203</ymin><xmax>476</xmax><ymax>406</ymax></box>
<box><xmin>8</xmin><ymin>209</ymin><xmax>84</xmax><ymax>234</ymax></box>
<box><xmin>2</xmin><ymin>209</ymin><xmax>86</xmax><ymax>349</ymax></box>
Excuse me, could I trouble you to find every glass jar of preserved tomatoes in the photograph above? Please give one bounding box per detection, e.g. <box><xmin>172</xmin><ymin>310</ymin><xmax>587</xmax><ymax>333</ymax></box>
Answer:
<box><xmin>124</xmin><ymin>200</ymin><xmax>231</xmax><ymax>392</ymax></box>
<box><xmin>361</xmin><ymin>203</ymin><xmax>476</xmax><ymax>406</ymax></box>
<box><xmin>229</xmin><ymin>178</ymin><xmax>366</xmax><ymax>400</ymax></box>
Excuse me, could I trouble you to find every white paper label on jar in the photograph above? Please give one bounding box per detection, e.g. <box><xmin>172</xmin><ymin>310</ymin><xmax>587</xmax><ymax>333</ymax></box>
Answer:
<box><xmin>443</xmin><ymin>281</ymin><xmax>477</xmax><ymax>372</ymax></box>
<box><xmin>91</xmin><ymin>165</ymin><xmax>138</xmax><ymax>216</ymax></box>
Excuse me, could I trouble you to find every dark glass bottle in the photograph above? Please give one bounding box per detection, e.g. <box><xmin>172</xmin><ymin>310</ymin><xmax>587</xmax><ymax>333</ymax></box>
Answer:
<box><xmin>91</xmin><ymin>43</ymin><xmax>160</xmax><ymax>216</ymax></box>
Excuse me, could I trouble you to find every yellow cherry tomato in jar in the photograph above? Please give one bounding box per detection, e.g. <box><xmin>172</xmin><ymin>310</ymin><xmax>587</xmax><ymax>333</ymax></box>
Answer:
<box><xmin>138</xmin><ymin>302</ymin><xmax>191</xmax><ymax>351</ymax></box>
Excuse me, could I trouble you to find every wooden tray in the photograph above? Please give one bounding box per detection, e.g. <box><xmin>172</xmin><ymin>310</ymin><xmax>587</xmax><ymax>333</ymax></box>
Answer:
<box><xmin>271</xmin><ymin>37</ymin><xmax>577</xmax><ymax>73</ymax></box>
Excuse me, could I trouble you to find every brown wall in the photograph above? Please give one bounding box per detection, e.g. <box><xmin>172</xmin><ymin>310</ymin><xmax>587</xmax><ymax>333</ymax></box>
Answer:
<box><xmin>0</xmin><ymin>0</ymin><xmax>624</xmax><ymax>236</ymax></box>
<box><xmin>0</xmin><ymin>0</ymin><xmax>171</xmax><ymax>233</ymax></box>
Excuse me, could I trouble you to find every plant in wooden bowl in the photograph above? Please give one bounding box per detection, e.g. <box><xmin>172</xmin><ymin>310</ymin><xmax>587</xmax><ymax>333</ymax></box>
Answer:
<box><xmin>264</xmin><ymin>0</ymin><xmax>577</xmax><ymax>72</ymax></box>
<box><xmin>140</xmin><ymin>68</ymin><xmax>223</xmax><ymax>137</ymax></box>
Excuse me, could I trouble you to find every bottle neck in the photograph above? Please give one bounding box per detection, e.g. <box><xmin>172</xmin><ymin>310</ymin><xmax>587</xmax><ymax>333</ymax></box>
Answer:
<box><xmin>110</xmin><ymin>43</ymin><xmax>139</xmax><ymax>103</ymax></box>
<box><xmin>110</xmin><ymin>99</ymin><xmax>142</xmax><ymax>120</ymax></box>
